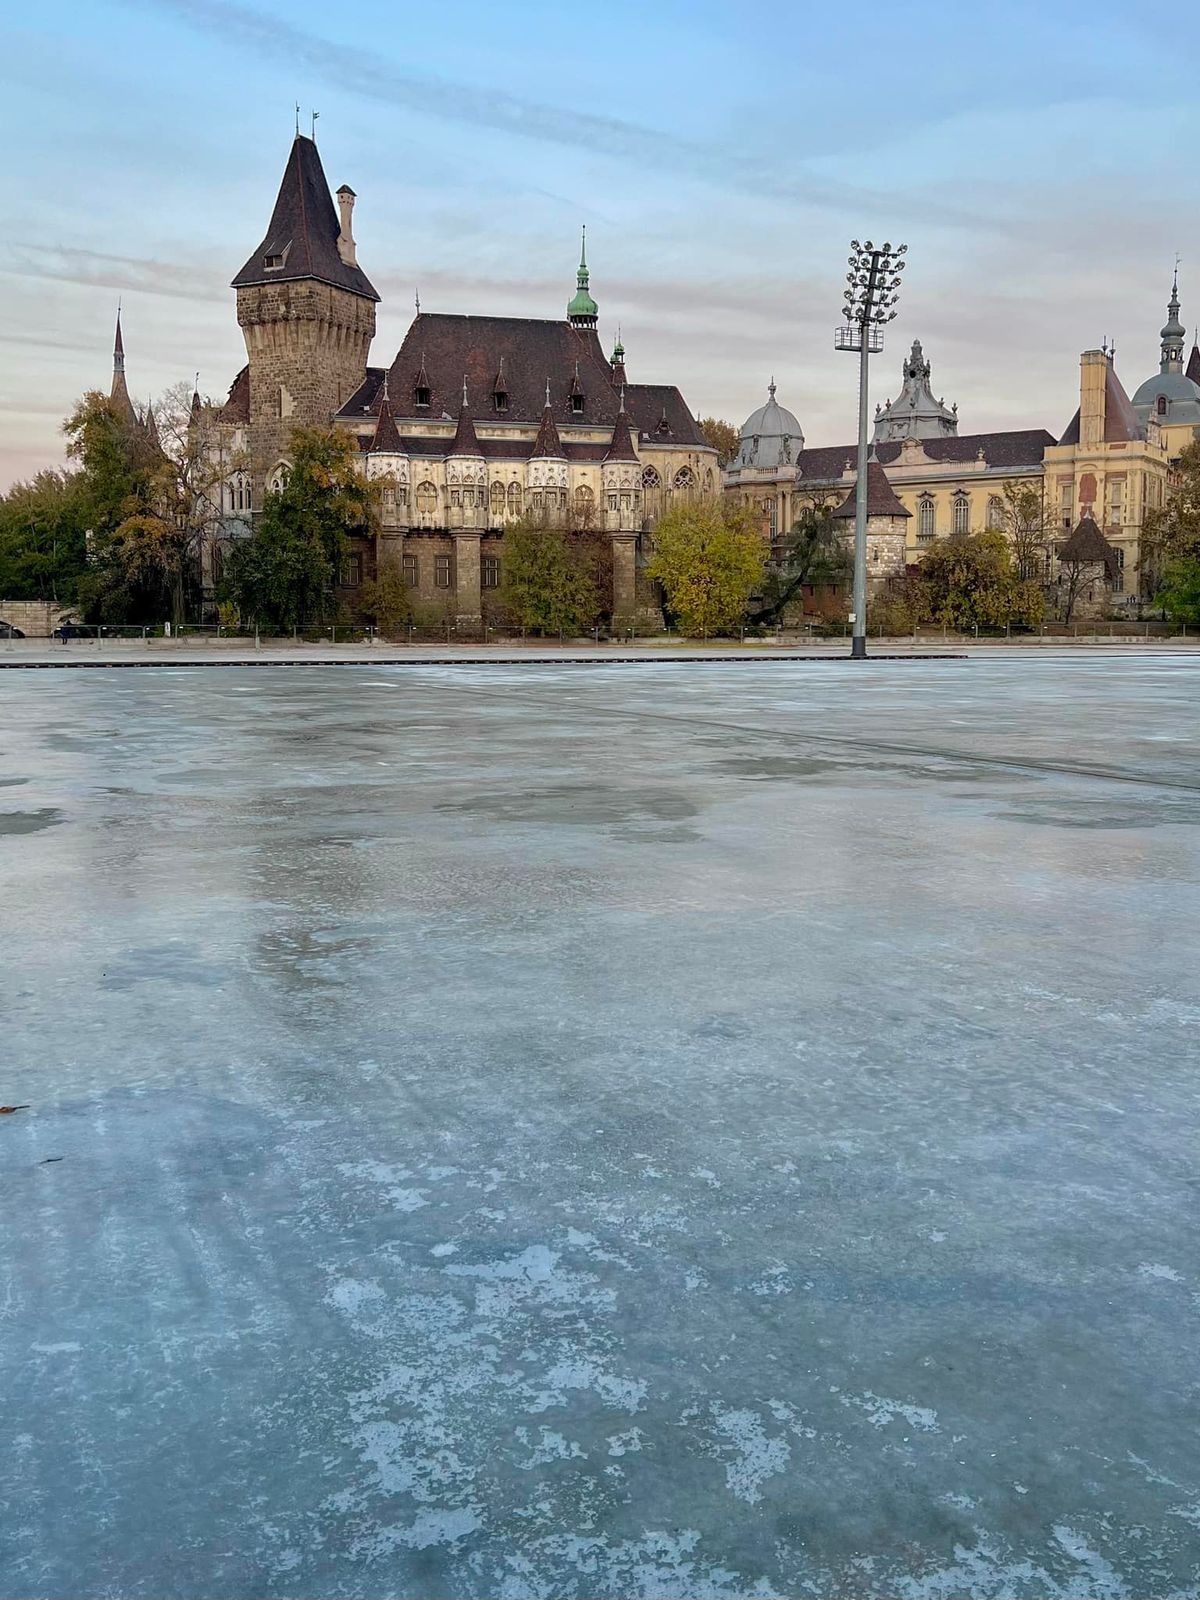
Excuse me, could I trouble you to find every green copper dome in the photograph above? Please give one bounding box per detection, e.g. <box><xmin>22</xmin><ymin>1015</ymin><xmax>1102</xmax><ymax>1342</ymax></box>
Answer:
<box><xmin>567</xmin><ymin>227</ymin><xmax>598</xmax><ymax>327</ymax></box>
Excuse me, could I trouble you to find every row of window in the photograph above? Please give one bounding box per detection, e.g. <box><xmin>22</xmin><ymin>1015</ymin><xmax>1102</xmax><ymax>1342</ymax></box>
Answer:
<box><xmin>341</xmin><ymin>553</ymin><xmax>503</xmax><ymax>590</ymax></box>
<box><xmin>915</xmin><ymin>492</ymin><xmax>1005</xmax><ymax>541</ymax></box>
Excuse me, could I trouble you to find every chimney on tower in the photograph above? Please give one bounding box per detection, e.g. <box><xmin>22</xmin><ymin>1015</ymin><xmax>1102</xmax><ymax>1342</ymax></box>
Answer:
<box><xmin>336</xmin><ymin>184</ymin><xmax>357</xmax><ymax>266</ymax></box>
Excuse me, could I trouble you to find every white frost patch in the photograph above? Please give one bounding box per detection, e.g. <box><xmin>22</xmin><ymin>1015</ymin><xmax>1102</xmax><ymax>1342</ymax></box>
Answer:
<box><xmin>892</xmin><ymin>1536</ymin><xmax>1054</xmax><ymax>1599</ymax></box>
<box><xmin>751</xmin><ymin>1264</ymin><xmax>794</xmax><ymax>1297</ymax></box>
<box><xmin>527</xmin><ymin>1357</ymin><xmax>646</xmax><ymax>1415</ymax></box>
<box><xmin>338</xmin><ymin>1159</ymin><xmax>428</xmax><ymax>1213</ymax></box>
<box><xmin>514</xmin><ymin>1427</ymin><xmax>585</xmax><ymax>1468</ymax></box>
<box><xmin>692</xmin><ymin>1167</ymin><xmax>721</xmax><ymax>1188</ymax></box>
<box><xmin>326</xmin><ymin>1278</ymin><xmax>385</xmax><ymax>1319</ymax></box>
<box><xmin>710</xmin><ymin>1406</ymin><xmax>790</xmax><ymax>1505</ymax></box>
<box><xmin>31</xmin><ymin>1341</ymin><xmax>82</xmax><ymax>1354</ymax></box>
<box><xmin>1051</xmin><ymin>1526</ymin><xmax>1129</xmax><ymax>1598</ymax></box>
<box><xmin>684</xmin><ymin>1269</ymin><xmax>707</xmax><ymax>1291</ymax></box>
<box><xmin>430</xmin><ymin>1241</ymin><xmax>458</xmax><ymax>1258</ymax></box>
<box><xmin>489</xmin><ymin>1528</ymin><xmax>775</xmax><ymax>1600</ymax></box>
<box><xmin>838</xmin><ymin>1389</ymin><xmax>939</xmax><ymax>1432</ymax></box>
<box><xmin>1168</xmin><ymin>1503</ymin><xmax>1200</xmax><ymax>1527</ymax></box>
<box><xmin>1138</xmin><ymin>1261</ymin><xmax>1184</xmax><ymax>1283</ymax></box>
<box><xmin>565</xmin><ymin>1227</ymin><xmax>627</xmax><ymax>1265</ymax></box>
<box><xmin>939</xmin><ymin>1492</ymin><xmax>977</xmax><ymax>1511</ymax></box>
<box><xmin>447</xmin><ymin>1244</ymin><xmax>560</xmax><ymax>1283</ymax></box>
<box><xmin>607</xmin><ymin>1427</ymin><xmax>645</xmax><ymax>1456</ymax></box>
<box><xmin>359</xmin><ymin>1506</ymin><xmax>483</xmax><ymax>1556</ymax></box>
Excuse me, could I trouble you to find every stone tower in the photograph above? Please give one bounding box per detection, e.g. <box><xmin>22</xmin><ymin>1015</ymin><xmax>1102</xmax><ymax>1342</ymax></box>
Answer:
<box><xmin>232</xmin><ymin>135</ymin><xmax>378</xmax><ymax>498</ymax></box>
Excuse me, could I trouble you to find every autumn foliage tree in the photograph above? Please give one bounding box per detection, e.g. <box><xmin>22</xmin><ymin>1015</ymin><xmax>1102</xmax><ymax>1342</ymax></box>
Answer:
<box><xmin>698</xmin><ymin>417</ymin><xmax>740</xmax><ymax>467</ymax></box>
<box><xmin>1144</xmin><ymin>440</ymin><xmax>1200</xmax><ymax>619</ymax></box>
<box><xmin>917</xmin><ymin>531</ymin><xmax>1044</xmax><ymax>631</ymax></box>
<box><xmin>498</xmin><ymin>517</ymin><xmax>599</xmax><ymax>636</ymax></box>
<box><xmin>647</xmin><ymin>497</ymin><xmax>766</xmax><ymax>637</ymax></box>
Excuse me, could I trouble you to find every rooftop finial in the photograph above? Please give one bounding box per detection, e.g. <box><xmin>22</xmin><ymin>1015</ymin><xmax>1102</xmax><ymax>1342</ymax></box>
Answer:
<box><xmin>462</xmin><ymin>375</ymin><xmax>469</xmax><ymax>408</ymax></box>
<box><xmin>545</xmin><ymin>378</ymin><xmax>551</xmax><ymax>407</ymax></box>
<box><xmin>768</xmin><ymin>376</ymin><xmax>776</xmax><ymax>399</ymax></box>
<box><xmin>580</xmin><ymin>224</ymin><xmax>587</xmax><ymax>272</ymax></box>
<box><xmin>310</xmin><ymin>109</ymin><xmax>320</xmax><ymax>141</ymax></box>
<box><xmin>415</xmin><ymin>285</ymin><xmax>421</xmax><ymax>315</ymax></box>
<box><xmin>295</xmin><ymin>102</ymin><xmax>300</xmax><ymax>137</ymax></box>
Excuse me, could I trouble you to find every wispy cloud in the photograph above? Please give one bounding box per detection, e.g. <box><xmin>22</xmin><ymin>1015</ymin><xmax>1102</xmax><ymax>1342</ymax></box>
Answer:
<box><xmin>129</xmin><ymin>0</ymin><xmax>982</xmax><ymax>225</ymax></box>
<box><xmin>0</xmin><ymin>243</ymin><xmax>223</xmax><ymax>302</ymax></box>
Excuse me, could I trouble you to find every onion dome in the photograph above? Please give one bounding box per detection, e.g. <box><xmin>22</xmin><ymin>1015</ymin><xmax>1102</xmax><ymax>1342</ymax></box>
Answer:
<box><xmin>1131</xmin><ymin>272</ymin><xmax>1200</xmax><ymax>426</ymax></box>
<box><xmin>733</xmin><ymin>379</ymin><xmax>804</xmax><ymax>469</ymax></box>
<box><xmin>567</xmin><ymin>227</ymin><xmax>598</xmax><ymax>329</ymax></box>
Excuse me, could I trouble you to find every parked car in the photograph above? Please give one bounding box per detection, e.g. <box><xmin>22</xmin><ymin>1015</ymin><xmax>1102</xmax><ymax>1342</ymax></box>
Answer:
<box><xmin>52</xmin><ymin>622</ymin><xmax>97</xmax><ymax>641</ymax></box>
<box><xmin>0</xmin><ymin>621</ymin><xmax>25</xmax><ymax>639</ymax></box>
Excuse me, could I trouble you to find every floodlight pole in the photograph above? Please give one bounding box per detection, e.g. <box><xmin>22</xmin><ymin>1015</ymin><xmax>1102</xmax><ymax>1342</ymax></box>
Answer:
<box><xmin>836</xmin><ymin>241</ymin><xmax>906</xmax><ymax>659</ymax></box>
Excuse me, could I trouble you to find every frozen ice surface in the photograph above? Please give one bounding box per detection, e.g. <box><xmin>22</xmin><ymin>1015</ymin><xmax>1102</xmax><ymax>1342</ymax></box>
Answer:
<box><xmin>2</xmin><ymin>655</ymin><xmax>1198</xmax><ymax>1599</ymax></box>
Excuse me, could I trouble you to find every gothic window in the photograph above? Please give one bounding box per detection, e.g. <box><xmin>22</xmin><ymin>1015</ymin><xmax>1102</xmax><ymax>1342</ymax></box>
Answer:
<box><xmin>342</xmin><ymin>551</ymin><xmax>363</xmax><ymax>587</ymax></box>
<box><xmin>574</xmin><ymin>485</ymin><xmax>594</xmax><ymax>510</ymax></box>
<box><xmin>507</xmin><ymin>482</ymin><xmax>522</xmax><ymax>516</ymax></box>
<box><xmin>673</xmin><ymin>466</ymin><xmax>696</xmax><ymax>495</ymax></box>
<box><xmin>482</xmin><ymin>554</ymin><xmax>501</xmax><ymax>589</ymax></box>
<box><xmin>532</xmin><ymin>490</ymin><xmax>544</xmax><ymax>510</ymax></box>
<box><xmin>416</xmin><ymin>481</ymin><xmax>437</xmax><ymax>516</ymax></box>
<box><xmin>382</xmin><ymin>487</ymin><xmax>396</xmax><ymax>519</ymax></box>
<box><xmin>986</xmin><ymin>495</ymin><xmax>1004</xmax><ymax>530</ymax></box>
<box><xmin>490</xmin><ymin>481</ymin><xmax>505</xmax><ymax>515</ymax></box>
<box><xmin>434</xmin><ymin>554</ymin><xmax>452</xmax><ymax>589</ymax></box>
<box><xmin>450</xmin><ymin>489</ymin><xmax>461</xmax><ymax>509</ymax></box>
<box><xmin>952</xmin><ymin>492</ymin><xmax>970</xmax><ymax>536</ymax></box>
<box><xmin>397</xmin><ymin>485</ymin><xmax>409</xmax><ymax>508</ymax></box>
<box><xmin>402</xmin><ymin>554</ymin><xmax>418</xmax><ymax>588</ymax></box>
<box><xmin>918</xmin><ymin>496</ymin><xmax>935</xmax><ymax>541</ymax></box>
<box><xmin>268</xmin><ymin>463</ymin><xmax>290</xmax><ymax>495</ymax></box>
<box><xmin>641</xmin><ymin>466</ymin><xmax>661</xmax><ymax>489</ymax></box>
<box><xmin>494</xmin><ymin>389</ymin><xmax>508</xmax><ymax>412</ymax></box>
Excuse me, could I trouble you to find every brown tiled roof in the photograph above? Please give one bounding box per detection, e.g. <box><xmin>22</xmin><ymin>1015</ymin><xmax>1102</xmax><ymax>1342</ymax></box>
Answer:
<box><xmin>532</xmin><ymin>401</ymin><xmax>565</xmax><ymax>459</ymax></box>
<box><xmin>336</xmin><ymin>313</ymin><xmax>708</xmax><ymax>446</ymax></box>
<box><xmin>218</xmin><ymin>365</ymin><xmax>250</xmax><ymax>424</ymax></box>
<box><xmin>796</xmin><ymin>429</ymin><xmax>1055</xmax><ymax>484</ymax></box>
<box><xmin>1058</xmin><ymin>364</ymin><xmax>1141</xmax><ymax>445</ymax></box>
<box><xmin>832</xmin><ymin>459</ymin><xmax>912</xmax><ymax>520</ymax></box>
<box><xmin>1058</xmin><ymin>514</ymin><xmax>1119</xmax><ymax>577</ymax></box>
<box><xmin>370</xmin><ymin>390</ymin><xmax>403</xmax><ymax>453</ymax></box>
<box><xmin>232</xmin><ymin>136</ymin><xmax>378</xmax><ymax>301</ymax></box>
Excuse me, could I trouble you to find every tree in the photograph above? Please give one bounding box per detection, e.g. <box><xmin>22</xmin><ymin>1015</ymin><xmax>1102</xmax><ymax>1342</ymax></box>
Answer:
<box><xmin>0</xmin><ymin>470</ymin><xmax>89</xmax><ymax>604</ymax></box>
<box><xmin>647</xmin><ymin>497</ymin><xmax>766</xmax><ymax>637</ymax></box>
<box><xmin>1144</xmin><ymin>440</ymin><xmax>1200</xmax><ymax>599</ymax></box>
<box><xmin>221</xmin><ymin>427</ymin><xmax>372</xmax><ymax>631</ymax></box>
<box><xmin>358</xmin><ymin>557</ymin><xmax>411</xmax><ymax>631</ymax></box>
<box><xmin>1055</xmin><ymin>516</ymin><xmax>1118</xmax><ymax>624</ymax></box>
<box><xmin>699</xmin><ymin>417</ymin><xmax>740</xmax><ymax>467</ymax></box>
<box><xmin>498</xmin><ymin>517</ymin><xmax>598</xmax><ymax>636</ymax></box>
<box><xmin>750</xmin><ymin>500</ymin><xmax>850</xmax><ymax>625</ymax></box>
<box><xmin>1158</xmin><ymin>559</ymin><xmax>1200</xmax><ymax>625</ymax></box>
<box><xmin>1000</xmin><ymin>479</ymin><xmax>1051</xmax><ymax>581</ymax></box>
<box><xmin>919</xmin><ymin>531</ymin><xmax>1044</xmax><ymax>631</ymax></box>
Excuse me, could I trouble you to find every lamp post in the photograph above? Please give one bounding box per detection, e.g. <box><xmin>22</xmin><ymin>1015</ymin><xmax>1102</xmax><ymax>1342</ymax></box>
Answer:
<box><xmin>835</xmin><ymin>240</ymin><xmax>906</xmax><ymax>658</ymax></box>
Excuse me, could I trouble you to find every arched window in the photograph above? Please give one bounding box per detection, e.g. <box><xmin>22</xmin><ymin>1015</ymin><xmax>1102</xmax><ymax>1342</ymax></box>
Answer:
<box><xmin>673</xmin><ymin>466</ymin><xmax>695</xmax><ymax>496</ymax></box>
<box><xmin>952</xmin><ymin>492</ymin><xmax>970</xmax><ymax>536</ymax></box>
<box><xmin>1157</xmin><ymin>394</ymin><xmax>1168</xmax><ymax>416</ymax></box>
<box><xmin>986</xmin><ymin>495</ymin><xmax>1004</xmax><ymax>530</ymax></box>
<box><xmin>416</xmin><ymin>481</ymin><xmax>437</xmax><ymax>516</ymax></box>
<box><xmin>507</xmin><ymin>482</ymin><xmax>522</xmax><ymax>516</ymax></box>
<box><xmin>490</xmin><ymin>481</ymin><xmax>505</xmax><ymax>516</ymax></box>
<box><xmin>918</xmin><ymin>496</ymin><xmax>935</xmax><ymax>541</ymax></box>
<box><xmin>268</xmin><ymin>462</ymin><xmax>290</xmax><ymax>495</ymax></box>
<box><xmin>574</xmin><ymin>485</ymin><xmax>594</xmax><ymax>510</ymax></box>
<box><xmin>641</xmin><ymin>466</ymin><xmax>661</xmax><ymax>489</ymax></box>
<box><xmin>704</xmin><ymin>469</ymin><xmax>714</xmax><ymax>492</ymax></box>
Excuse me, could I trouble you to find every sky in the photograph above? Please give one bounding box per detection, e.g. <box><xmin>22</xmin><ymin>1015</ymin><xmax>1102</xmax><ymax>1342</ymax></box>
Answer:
<box><xmin>2</xmin><ymin>0</ymin><xmax>1199</xmax><ymax>487</ymax></box>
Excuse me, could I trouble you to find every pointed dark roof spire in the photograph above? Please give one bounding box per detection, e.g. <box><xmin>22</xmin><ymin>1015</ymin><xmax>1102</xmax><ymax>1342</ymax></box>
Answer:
<box><xmin>143</xmin><ymin>401</ymin><xmax>161</xmax><ymax>451</ymax></box>
<box><xmin>1187</xmin><ymin>334</ymin><xmax>1200</xmax><ymax>387</ymax></box>
<box><xmin>190</xmin><ymin>374</ymin><xmax>202</xmax><ymax>422</ymax></box>
<box><xmin>532</xmin><ymin>382</ymin><xmax>564</xmax><ymax>458</ymax></box>
<box><xmin>832</xmin><ymin>459</ymin><xmax>912</xmax><ymax>521</ymax></box>
<box><xmin>232</xmin><ymin>135</ymin><xmax>378</xmax><ymax>300</ymax></box>
<box><xmin>603</xmin><ymin>388</ymin><xmax>638</xmax><ymax>463</ymax></box>
<box><xmin>449</xmin><ymin>378</ymin><xmax>482</xmax><ymax>456</ymax></box>
<box><xmin>109</xmin><ymin>307</ymin><xmax>138</xmax><ymax>427</ymax></box>
<box><xmin>370</xmin><ymin>384</ymin><xmax>403</xmax><ymax>453</ymax></box>
<box><xmin>1059</xmin><ymin>514</ymin><xmax>1120</xmax><ymax>579</ymax></box>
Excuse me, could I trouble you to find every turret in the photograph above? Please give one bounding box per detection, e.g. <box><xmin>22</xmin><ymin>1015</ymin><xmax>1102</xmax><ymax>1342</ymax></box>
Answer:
<box><xmin>528</xmin><ymin>380</ymin><xmax>568</xmax><ymax>515</ymax></box>
<box><xmin>1159</xmin><ymin>268</ymin><xmax>1185</xmax><ymax>375</ymax></box>
<box><xmin>447</xmin><ymin>379</ymin><xmax>485</xmax><ymax>529</ymax></box>
<box><xmin>233</xmin><ymin>135</ymin><xmax>378</xmax><ymax>502</ymax></box>
<box><xmin>601</xmin><ymin>389</ymin><xmax>641</xmax><ymax>531</ymax></box>
<box><xmin>110</xmin><ymin>309</ymin><xmax>138</xmax><ymax>427</ymax></box>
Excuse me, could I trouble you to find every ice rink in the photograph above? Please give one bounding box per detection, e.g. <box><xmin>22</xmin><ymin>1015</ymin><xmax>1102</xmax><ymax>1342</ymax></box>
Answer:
<box><xmin>2</xmin><ymin>656</ymin><xmax>1198</xmax><ymax>1599</ymax></box>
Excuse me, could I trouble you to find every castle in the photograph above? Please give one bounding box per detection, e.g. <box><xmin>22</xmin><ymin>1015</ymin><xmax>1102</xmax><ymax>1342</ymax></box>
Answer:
<box><xmin>196</xmin><ymin>134</ymin><xmax>717</xmax><ymax>627</ymax></box>
<box><xmin>725</xmin><ymin>279</ymin><xmax>1200</xmax><ymax>605</ymax></box>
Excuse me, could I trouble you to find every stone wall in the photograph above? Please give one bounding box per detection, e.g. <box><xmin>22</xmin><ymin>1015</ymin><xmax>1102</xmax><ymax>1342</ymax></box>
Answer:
<box><xmin>0</xmin><ymin>600</ymin><xmax>72</xmax><ymax>637</ymax></box>
<box><xmin>237</xmin><ymin>281</ymin><xmax>375</xmax><ymax>498</ymax></box>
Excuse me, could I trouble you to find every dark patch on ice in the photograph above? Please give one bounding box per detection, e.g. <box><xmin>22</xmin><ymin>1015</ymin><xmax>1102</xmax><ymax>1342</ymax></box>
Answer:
<box><xmin>441</xmin><ymin>784</ymin><xmax>698</xmax><ymax>827</ymax></box>
<box><xmin>0</xmin><ymin>807</ymin><xmax>63</xmax><ymax>836</ymax></box>
<box><xmin>0</xmin><ymin>776</ymin><xmax>29</xmax><ymax>787</ymax></box>
<box><xmin>100</xmin><ymin>943</ymin><xmax>229</xmax><ymax>992</ymax></box>
<box><xmin>994</xmin><ymin>796</ymin><xmax>1200</xmax><ymax>829</ymax></box>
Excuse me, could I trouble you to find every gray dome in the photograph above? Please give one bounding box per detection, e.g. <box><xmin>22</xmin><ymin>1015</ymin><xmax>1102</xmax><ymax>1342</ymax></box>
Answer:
<box><xmin>735</xmin><ymin>381</ymin><xmax>804</xmax><ymax>469</ymax></box>
<box><xmin>873</xmin><ymin>338</ymin><xmax>958</xmax><ymax>443</ymax></box>
<box><xmin>1131</xmin><ymin>370</ymin><xmax>1200</xmax><ymax>426</ymax></box>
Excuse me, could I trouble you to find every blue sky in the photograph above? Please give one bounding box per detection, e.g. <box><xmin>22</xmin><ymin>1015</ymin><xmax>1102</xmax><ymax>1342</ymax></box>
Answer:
<box><xmin>2</xmin><ymin>0</ymin><xmax>1198</xmax><ymax>485</ymax></box>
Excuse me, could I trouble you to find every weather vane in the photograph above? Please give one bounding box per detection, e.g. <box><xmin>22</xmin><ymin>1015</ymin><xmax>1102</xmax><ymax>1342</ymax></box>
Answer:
<box><xmin>311</xmin><ymin>110</ymin><xmax>320</xmax><ymax>140</ymax></box>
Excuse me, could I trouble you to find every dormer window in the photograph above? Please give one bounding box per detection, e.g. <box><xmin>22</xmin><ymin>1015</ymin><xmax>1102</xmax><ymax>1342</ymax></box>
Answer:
<box><xmin>415</xmin><ymin>385</ymin><xmax>431</xmax><ymax>409</ymax></box>
<box><xmin>1157</xmin><ymin>394</ymin><xmax>1168</xmax><ymax>416</ymax></box>
<box><xmin>571</xmin><ymin>394</ymin><xmax>584</xmax><ymax>416</ymax></box>
<box><xmin>263</xmin><ymin>241</ymin><xmax>290</xmax><ymax>272</ymax></box>
<box><xmin>494</xmin><ymin>388</ymin><xmax>508</xmax><ymax>413</ymax></box>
